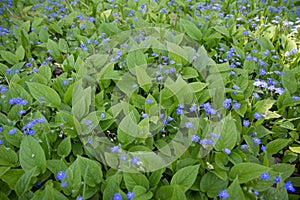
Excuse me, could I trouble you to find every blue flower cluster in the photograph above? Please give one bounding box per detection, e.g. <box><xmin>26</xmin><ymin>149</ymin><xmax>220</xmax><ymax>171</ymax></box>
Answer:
<box><xmin>8</xmin><ymin>98</ymin><xmax>28</xmax><ymax>105</ymax></box>
<box><xmin>112</xmin><ymin>192</ymin><xmax>135</xmax><ymax>200</ymax></box>
<box><xmin>22</xmin><ymin>117</ymin><xmax>46</xmax><ymax>135</ymax></box>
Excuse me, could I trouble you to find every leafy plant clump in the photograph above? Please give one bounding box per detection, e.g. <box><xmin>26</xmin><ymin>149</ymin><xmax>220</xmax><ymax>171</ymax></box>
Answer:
<box><xmin>0</xmin><ymin>0</ymin><xmax>299</xmax><ymax>199</ymax></box>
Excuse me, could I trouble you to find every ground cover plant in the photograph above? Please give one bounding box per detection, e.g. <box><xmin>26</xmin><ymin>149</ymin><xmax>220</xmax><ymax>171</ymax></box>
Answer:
<box><xmin>0</xmin><ymin>0</ymin><xmax>300</xmax><ymax>199</ymax></box>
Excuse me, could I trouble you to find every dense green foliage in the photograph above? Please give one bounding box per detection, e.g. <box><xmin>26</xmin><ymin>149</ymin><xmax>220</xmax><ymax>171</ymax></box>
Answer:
<box><xmin>0</xmin><ymin>0</ymin><xmax>299</xmax><ymax>199</ymax></box>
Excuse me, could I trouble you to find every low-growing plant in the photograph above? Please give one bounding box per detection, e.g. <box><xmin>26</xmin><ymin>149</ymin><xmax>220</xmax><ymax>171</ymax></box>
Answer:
<box><xmin>0</xmin><ymin>0</ymin><xmax>299</xmax><ymax>200</ymax></box>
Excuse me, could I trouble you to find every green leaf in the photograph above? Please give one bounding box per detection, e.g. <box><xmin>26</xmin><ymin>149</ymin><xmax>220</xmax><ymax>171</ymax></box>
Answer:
<box><xmin>229</xmin><ymin>163</ymin><xmax>271</xmax><ymax>183</ymax></box>
<box><xmin>1</xmin><ymin>169</ymin><xmax>24</xmax><ymax>189</ymax></box>
<box><xmin>180</xmin><ymin>19</ymin><xmax>202</xmax><ymax>41</ymax></box>
<box><xmin>282</xmin><ymin>68</ymin><xmax>297</xmax><ymax>94</ymax></box>
<box><xmin>38</xmin><ymin>65</ymin><xmax>52</xmax><ymax>81</ymax></box>
<box><xmin>32</xmin><ymin>181</ymin><xmax>68</xmax><ymax>200</ymax></box>
<box><xmin>86</xmin><ymin>54</ymin><xmax>109</xmax><ymax>69</ymax></box>
<box><xmin>271</xmin><ymin>163</ymin><xmax>295</xmax><ymax>180</ymax></box>
<box><xmin>259</xmin><ymin>37</ymin><xmax>274</xmax><ymax>50</ymax></box>
<box><xmin>200</xmin><ymin>172</ymin><xmax>228</xmax><ymax>198</ymax></box>
<box><xmin>189</xmin><ymin>82</ymin><xmax>207</xmax><ymax>93</ymax></box>
<box><xmin>3</xmin><ymin>125</ymin><xmax>23</xmax><ymax>147</ymax></box>
<box><xmin>21</xmin><ymin>29</ymin><xmax>32</xmax><ymax>58</ymax></box>
<box><xmin>155</xmin><ymin>185</ymin><xmax>187</xmax><ymax>200</ymax></box>
<box><xmin>213</xmin><ymin>26</ymin><xmax>230</xmax><ymax>37</ymax></box>
<box><xmin>27</xmin><ymin>82</ymin><xmax>61</xmax><ymax>108</ymax></box>
<box><xmin>49</xmin><ymin>23</ymin><xmax>63</xmax><ymax>34</ymax></box>
<box><xmin>63</xmin><ymin>160</ymin><xmax>81</xmax><ymax>196</ymax></box>
<box><xmin>0</xmin><ymin>166</ymin><xmax>10</xmax><ymax>178</ymax></box>
<box><xmin>118</xmin><ymin>111</ymin><xmax>138</xmax><ymax>143</ymax></box>
<box><xmin>103</xmin><ymin>174</ymin><xmax>122</xmax><ymax>200</ymax></box>
<box><xmin>164</xmin><ymin>76</ymin><xmax>194</xmax><ymax>104</ymax></box>
<box><xmin>15</xmin><ymin>46</ymin><xmax>25</xmax><ymax>61</ymax></box>
<box><xmin>214</xmin><ymin>115</ymin><xmax>238</xmax><ymax>151</ymax></box>
<box><xmin>136</xmin><ymin>67</ymin><xmax>152</xmax><ymax>92</ymax></box>
<box><xmin>266</xmin><ymin>139</ymin><xmax>292</xmax><ymax>154</ymax></box>
<box><xmin>19</xmin><ymin>136</ymin><xmax>47</xmax><ymax>175</ymax></box>
<box><xmin>126</xmin><ymin>50</ymin><xmax>147</xmax><ymax>69</ymax></box>
<box><xmin>182</xmin><ymin>67</ymin><xmax>199</xmax><ymax>79</ymax></box>
<box><xmin>124</xmin><ymin>172</ymin><xmax>149</xmax><ymax>191</ymax></box>
<box><xmin>289</xmin><ymin>146</ymin><xmax>300</xmax><ymax>154</ymax></box>
<box><xmin>0</xmin><ymin>146</ymin><xmax>18</xmax><ymax>167</ymax></box>
<box><xmin>254</xmin><ymin>99</ymin><xmax>276</xmax><ymax>114</ymax></box>
<box><xmin>15</xmin><ymin>167</ymin><xmax>37</xmax><ymax>196</ymax></box>
<box><xmin>132</xmin><ymin>185</ymin><xmax>153</xmax><ymax>200</ymax></box>
<box><xmin>57</xmin><ymin>136</ymin><xmax>72</xmax><ymax>157</ymax></box>
<box><xmin>0</xmin><ymin>50</ymin><xmax>19</xmax><ymax>65</ymax></box>
<box><xmin>149</xmin><ymin>168</ymin><xmax>165</xmax><ymax>188</ymax></box>
<box><xmin>167</xmin><ymin>42</ymin><xmax>188</xmax><ymax>65</ymax></box>
<box><xmin>47</xmin><ymin>39</ymin><xmax>61</xmax><ymax>61</ymax></box>
<box><xmin>46</xmin><ymin>159</ymin><xmax>68</xmax><ymax>175</ymax></box>
<box><xmin>58</xmin><ymin>38</ymin><xmax>69</xmax><ymax>53</ymax></box>
<box><xmin>77</xmin><ymin>156</ymin><xmax>103</xmax><ymax>187</ymax></box>
<box><xmin>227</xmin><ymin>177</ymin><xmax>246</xmax><ymax>200</ymax></box>
<box><xmin>171</xmin><ymin>165</ymin><xmax>199</xmax><ymax>192</ymax></box>
<box><xmin>72</xmin><ymin>85</ymin><xmax>91</xmax><ymax>120</ymax></box>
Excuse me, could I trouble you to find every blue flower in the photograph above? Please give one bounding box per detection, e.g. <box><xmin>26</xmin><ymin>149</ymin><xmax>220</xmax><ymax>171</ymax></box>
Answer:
<box><xmin>110</xmin><ymin>145</ymin><xmax>121</xmax><ymax>153</ymax></box>
<box><xmin>261</xmin><ymin>145</ymin><xmax>266</xmax><ymax>152</ymax></box>
<box><xmin>176</xmin><ymin>108</ymin><xmax>183</xmax><ymax>115</ymax></box>
<box><xmin>254</xmin><ymin>112</ymin><xmax>262</xmax><ymax>119</ymax></box>
<box><xmin>167</xmin><ymin>116</ymin><xmax>174</xmax><ymax>121</ymax></box>
<box><xmin>253</xmin><ymin>93</ymin><xmax>260</xmax><ymax>99</ymax></box>
<box><xmin>185</xmin><ymin>122</ymin><xmax>194</xmax><ymax>128</ymax></box>
<box><xmin>233</xmin><ymin>102</ymin><xmax>241</xmax><ymax>109</ymax></box>
<box><xmin>191</xmin><ymin>135</ymin><xmax>200</xmax><ymax>142</ymax></box>
<box><xmin>27</xmin><ymin>129</ymin><xmax>35</xmax><ymax>135</ymax></box>
<box><xmin>211</xmin><ymin>133</ymin><xmax>220</xmax><ymax>139</ymax></box>
<box><xmin>113</xmin><ymin>193</ymin><xmax>122</xmax><ymax>200</ymax></box>
<box><xmin>61</xmin><ymin>181</ymin><xmax>68</xmax><ymax>188</ymax></box>
<box><xmin>46</xmin><ymin>56</ymin><xmax>52</xmax><ymax>61</ymax></box>
<box><xmin>38</xmin><ymin>117</ymin><xmax>46</xmax><ymax>123</ymax></box>
<box><xmin>260</xmin><ymin>172</ymin><xmax>270</xmax><ymax>180</ymax></box>
<box><xmin>274</xmin><ymin>176</ymin><xmax>281</xmax><ymax>183</ymax></box>
<box><xmin>141</xmin><ymin>113</ymin><xmax>148</xmax><ymax>118</ymax></box>
<box><xmin>284</xmin><ymin>181</ymin><xmax>296</xmax><ymax>192</ymax></box>
<box><xmin>200</xmin><ymin>138</ymin><xmax>214</xmax><ymax>145</ymax></box>
<box><xmin>145</xmin><ymin>98</ymin><xmax>152</xmax><ymax>104</ymax></box>
<box><xmin>219</xmin><ymin>190</ymin><xmax>229</xmax><ymax>199</ymax></box>
<box><xmin>201</xmin><ymin>102</ymin><xmax>216</xmax><ymax>115</ymax></box>
<box><xmin>223</xmin><ymin>148</ymin><xmax>231</xmax><ymax>155</ymax></box>
<box><xmin>189</xmin><ymin>104</ymin><xmax>197</xmax><ymax>112</ymax></box>
<box><xmin>8</xmin><ymin>128</ymin><xmax>16</xmax><ymax>134</ymax></box>
<box><xmin>223</xmin><ymin>98</ymin><xmax>232</xmax><ymax>109</ymax></box>
<box><xmin>253</xmin><ymin>137</ymin><xmax>261</xmax><ymax>145</ymax></box>
<box><xmin>0</xmin><ymin>85</ymin><xmax>7</xmax><ymax>92</ymax></box>
<box><xmin>292</xmin><ymin>96</ymin><xmax>300</xmax><ymax>100</ymax></box>
<box><xmin>56</xmin><ymin>171</ymin><xmax>66</xmax><ymax>181</ymax></box>
<box><xmin>8</xmin><ymin>98</ymin><xmax>28</xmax><ymax>105</ymax></box>
<box><xmin>76</xmin><ymin>196</ymin><xmax>84</xmax><ymax>200</ymax></box>
<box><xmin>6</xmin><ymin>68</ymin><xmax>12</xmax><ymax>74</ymax></box>
<box><xmin>241</xmin><ymin>144</ymin><xmax>248</xmax><ymax>150</ymax></box>
<box><xmin>131</xmin><ymin>156</ymin><xmax>140</xmax><ymax>165</ymax></box>
<box><xmin>232</xmin><ymin>85</ymin><xmax>240</xmax><ymax>90</ymax></box>
<box><xmin>100</xmin><ymin>112</ymin><xmax>106</xmax><ymax>118</ymax></box>
<box><xmin>259</xmin><ymin>68</ymin><xmax>266</xmax><ymax>75</ymax></box>
<box><xmin>0</xmin><ymin>140</ymin><xmax>4</xmax><ymax>145</ymax></box>
<box><xmin>253</xmin><ymin>190</ymin><xmax>259</xmax><ymax>196</ymax></box>
<box><xmin>243</xmin><ymin>120</ymin><xmax>250</xmax><ymax>127</ymax></box>
<box><xmin>62</xmin><ymin>80</ymin><xmax>68</xmax><ymax>85</ymax></box>
<box><xmin>127</xmin><ymin>192</ymin><xmax>134</xmax><ymax>200</ymax></box>
<box><xmin>160</xmin><ymin>8</ymin><xmax>167</xmax><ymax>13</ymax></box>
